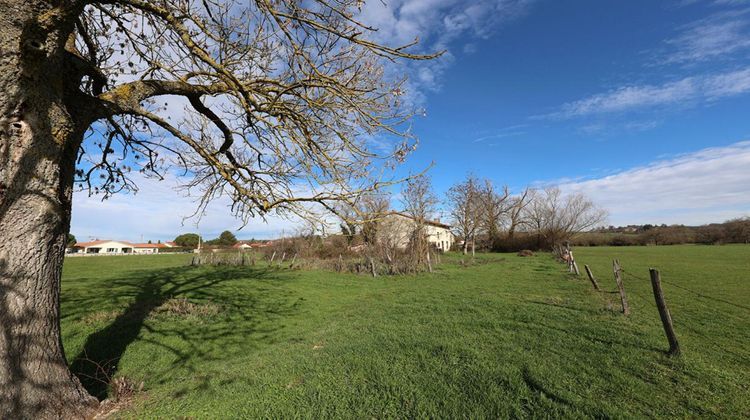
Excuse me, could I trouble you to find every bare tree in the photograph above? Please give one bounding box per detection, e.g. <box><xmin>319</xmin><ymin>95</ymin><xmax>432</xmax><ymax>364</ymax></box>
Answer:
<box><xmin>334</xmin><ymin>191</ymin><xmax>390</xmax><ymax>246</ymax></box>
<box><xmin>506</xmin><ymin>187</ymin><xmax>532</xmax><ymax>239</ymax></box>
<box><xmin>522</xmin><ymin>187</ymin><xmax>608</xmax><ymax>249</ymax></box>
<box><xmin>402</xmin><ymin>174</ymin><xmax>437</xmax><ymax>264</ymax></box>
<box><xmin>358</xmin><ymin>192</ymin><xmax>391</xmax><ymax>246</ymax></box>
<box><xmin>0</xmin><ymin>1</ymin><xmax>437</xmax><ymax>416</ymax></box>
<box><xmin>478</xmin><ymin>179</ymin><xmax>509</xmax><ymax>249</ymax></box>
<box><xmin>335</xmin><ymin>202</ymin><xmax>360</xmax><ymax>245</ymax></box>
<box><xmin>446</xmin><ymin>174</ymin><xmax>481</xmax><ymax>254</ymax></box>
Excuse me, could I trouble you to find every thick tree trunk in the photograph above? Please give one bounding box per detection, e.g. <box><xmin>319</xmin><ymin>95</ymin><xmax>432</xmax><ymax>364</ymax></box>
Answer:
<box><xmin>0</xmin><ymin>2</ymin><xmax>98</xmax><ymax>418</ymax></box>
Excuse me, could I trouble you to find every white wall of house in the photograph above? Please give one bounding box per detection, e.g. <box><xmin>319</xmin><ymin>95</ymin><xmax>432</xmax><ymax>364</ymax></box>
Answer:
<box><xmin>378</xmin><ymin>213</ymin><xmax>454</xmax><ymax>252</ymax></box>
<box><xmin>82</xmin><ymin>241</ymin><xmax>134</xmax><ymax>254</ymax></box>
<box><xmin>133</xmin><ymin>247</ymin><xmax>159</xmax><ymax>254</ymax></box>
<box><xmin>426</xmin><ymin>224</ymin><xmax>454</xmax><ymax>252</ymax></box>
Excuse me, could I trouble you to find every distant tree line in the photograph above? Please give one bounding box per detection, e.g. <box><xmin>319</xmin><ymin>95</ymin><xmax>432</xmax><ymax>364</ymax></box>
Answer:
<box><xmin>572</xmin><ymin>218</ymin><xmax>750</xmax><ymax>246</ymax></box>
<box><xmin>172</xmin><ymin>231</ymin><xmax>241</xmax><ymax>248</ymax></box>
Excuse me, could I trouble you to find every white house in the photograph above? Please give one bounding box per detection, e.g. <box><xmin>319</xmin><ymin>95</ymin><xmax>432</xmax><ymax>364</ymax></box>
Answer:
<box><xmin>132</xmin><ymin>243</ymin><xmax>171</xmax><ymax>254</ymax></box>
<box><xmin>378</xmin><ymin>212</ymin><xmax>454</xmax><ymax>252</ymax></box>
<box><xmin>71</xmin><ymin>240</ymin><xmax>176</xmax><ymax>254</ymax></box>
<box><xmin>72</xmin><ymin>240</ymin><xmax>134</xmax><ymax>254</ymax></box>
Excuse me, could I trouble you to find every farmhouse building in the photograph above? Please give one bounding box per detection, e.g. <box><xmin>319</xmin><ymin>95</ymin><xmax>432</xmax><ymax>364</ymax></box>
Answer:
<box><xmin>132</xmin><ymin>243</ymin><xmax>173</xmax><ymax>254</ymax></box>
<box><xmin>71</xmin><ymin>240</ymin><xmax>176</xmax><ymax>254</ymax></box>
<box><xmin>380</xmin><ymin>212</ymin><xmax>454</xmax><ymax>252</ymax></box>
<box><xmin>231</xmin><ymin>241</ymin><xmax>273</xmax><ymax>250</ymax></box>
<box><xmin>71</xmin><ymin>240</ymin><xmax>134</xmax><ymax>254</ymax></box>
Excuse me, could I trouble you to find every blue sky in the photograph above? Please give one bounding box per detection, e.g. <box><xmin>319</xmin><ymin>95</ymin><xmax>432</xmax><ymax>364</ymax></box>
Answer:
<box><xmin>71</xmin><ymin>0</ymin><xmax>750</xmax><ymax>241</ymax></box>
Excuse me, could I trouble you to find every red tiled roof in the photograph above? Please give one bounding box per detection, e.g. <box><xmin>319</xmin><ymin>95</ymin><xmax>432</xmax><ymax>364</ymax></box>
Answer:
<box><xmin>73</xmin><ymin>240</ymin><xmax>118</xmax><ymax>248</ymax></box>
<box><xmin>132</xmin><ymin>243</ymin><xmax>169</xmax><ymax>248</ymax></box>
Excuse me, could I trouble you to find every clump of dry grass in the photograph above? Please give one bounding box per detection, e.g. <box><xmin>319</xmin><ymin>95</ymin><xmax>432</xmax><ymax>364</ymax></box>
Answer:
<box><xmin>154</xmin><ymin>297</ymin><xmax>221</xmax><ymax>318</ymax></box>
<box><xmin>80</xmin><ymin>310</ymin><xmax>120</xmax><ymax>325</ymax></box>
<box><xmin>110</xmin><ymin>376</ymin><xmax>144</xmax><ymax>402</ymax></box>
<box><xmin>93</xmin><ymin>376</ymin><xmax>145</xmax><ymax>419</ymax></box>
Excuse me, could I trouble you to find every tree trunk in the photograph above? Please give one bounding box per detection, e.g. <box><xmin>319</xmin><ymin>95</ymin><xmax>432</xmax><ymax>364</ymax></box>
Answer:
<box><xmin>0</xmin><ymin>2</ymin><xmax>98</xmax><ymax>417</ymax></box>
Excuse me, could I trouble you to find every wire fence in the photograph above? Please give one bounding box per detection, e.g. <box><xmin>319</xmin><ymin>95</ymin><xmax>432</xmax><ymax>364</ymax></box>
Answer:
<box><xmin>555</xmin><ymin>243</ymin><xmax>750</xmax><ymax>356</ymax></box>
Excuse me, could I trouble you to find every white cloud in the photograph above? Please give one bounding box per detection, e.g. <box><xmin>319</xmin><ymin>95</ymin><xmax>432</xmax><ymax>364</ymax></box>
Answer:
<box><xmin>359</xmin><ymin>0</ymin><xmax>534</xmax><ymax>48</ymax></box>
<box><xmin>71</xmin><ymin>173</ymin><xmax>303</xmax><ymax>242</ymax></box>
<box><xmin>556</xmin><ymin>141</ymin><xmax>750</xmax><ymax>225</ymax></box>
<box><xmin>661</xmin><ymin>9</ymin><xmax>750</xmax><ymax>64</ymax></box>
<box><xmin>546</xmin><ymin>67</ymin><xmax>750</xmax><ymax>119</ymax></box>
<box><xmin>357</xmin><ymin>0</ymin><xmax>534</xmax><ymax>97</ymax></box>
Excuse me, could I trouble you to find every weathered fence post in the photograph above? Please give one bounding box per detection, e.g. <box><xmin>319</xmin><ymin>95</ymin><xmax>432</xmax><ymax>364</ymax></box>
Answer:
<box><xmin>569</xmin><ymin>250</ymin><xmax>580</xmax><ymax>276</ymax></box>
<box><xmin>289</xmin><ymin>253</ymin><xmax>297</xmax><ymax>269</ymax></box>
<box><xmin>338</xmin><ymin>254</ymin><xmax>343</xmax><ymax>272</ymax></box>
<box><xmin>426</xmin><ymin>251</ymin><xmax>433</xmax><ymax>273</ymax></box>
<box><xmin>269</xmin><ymin>251</ymin><xmax>276</xmax><ymax>264</ymax></box>
<box><xmin>613</xmin><ymin>260</ymin><xmax>630</xmax><ymax>315</ymax></box>
<box><xmin>584</xmin><ymin>264</ymin><xmax>600</xmax><ymax>290</ymax></box>
<box><xmin>369</xmin><ymin>256</ymin><xmax>377</xmax><ymax>277</ymax></box>
<box><xmin>278</xmin><ymin>252</ymin><xmax>286</xmax><ymax>267</ymax></box>
<box><xmin>649</xmin><ymin>268</ymin><xmax>681</xmax><ymax>356</ymax></box>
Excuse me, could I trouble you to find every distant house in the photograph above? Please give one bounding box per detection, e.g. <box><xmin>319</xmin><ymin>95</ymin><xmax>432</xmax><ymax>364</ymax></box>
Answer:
<box><xmin>71</xmin><ymin>240</ymin><xmax>177</xmax><ymax>255</ymax></box>
<box><xmin>132</xmin><ymin>243</ymin><xmax>171</xmax><ymax>254</ymax></box>
<box><xmin>72</xmin><ymin>240</ymin><xmax>134</xmax><ymax>254</ymax></box>
<box><xmin>251</xmin><ymin>241</ymin><xmax>273</xmax><ymax>248</ymax></box>
<box><xmin>232</xmin><ymin>241</ymin><xmax>253</xmax><ymax>250</ymax></box>
<box><xmin>379</xmin><ymin>212</ymin><xmax>454</xmax><ymax>252</ymax></box>
<box><xmin>231</xmin><ymin>241</ymin><xmax>273</xmax><ymax>250</ymax></box>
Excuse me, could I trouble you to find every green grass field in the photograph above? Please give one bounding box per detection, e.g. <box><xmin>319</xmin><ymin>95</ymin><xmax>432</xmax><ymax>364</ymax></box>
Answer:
<box><xmin>61</xmin><ymin>245</ymin><xmax>750</xmax><ymax>418</ymax></box>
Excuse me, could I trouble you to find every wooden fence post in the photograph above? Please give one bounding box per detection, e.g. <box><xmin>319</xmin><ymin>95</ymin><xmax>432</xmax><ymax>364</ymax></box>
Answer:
<box><xmin>649</xmin><ymin>269</ymin><xmax>681</xmax><ymax>356</ymax></box>
<box><xmin>584</xmin><ymin>264</ymin><xmax>600</xmax><ymax>291</ymax></box>
<box><xmin>426</xmin><ymin>251</ymin><xmax>433</xmax><ymax>273</ymax></box>
<box><xmin>269</xmin><ymin>251</ymin><xmax>276</xmax><ymax>264</ymax></box>
<box><xmin>613</xmin><ymin>260</ymin><xmax>630</xmax><ymax>315</ymax></box>
<box><xmin>289</xmin><ymin>253</ymin><xmax>297</xmax><ymax>269</ymax></box>
<box><xmin>569</xmin><ymin>251</ymin><xmax>580</xmax><ymax>276</ymax></box>
<box><xmin>278</xmin><ymin>252</ymin><xmax>286</xmax><ymax>267</ymax></box>
<box><xmin>369</xmin><ymin>256</ymin><xmax>377</xmax><ymax>277</ymax></box>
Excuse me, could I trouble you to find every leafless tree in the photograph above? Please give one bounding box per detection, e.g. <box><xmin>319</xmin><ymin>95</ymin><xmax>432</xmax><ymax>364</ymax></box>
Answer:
<box><xmin>522</xmin><ymin>187</ymin><xmax>608</xmax><ymax>249</ymax></box>
<box><xmin>358</xmin><ymin>192</ymin><xmax>391</xmax><ymax>246</ymax></box>
<box><xmin>446</xmin><ymin>174</ymin><xmax>481</xmax><ymax>254</ymax></box>
<box><xmin>506</xmin><ymin>187</ymin><xmax>532</xmax><ymax>239</ymax></box>
<box><xmin>723</xmin><ymin>217</ymin><xmax>750</xmax><ymax>243</ymax></box>
<box><xmin>334</xmin><ymin>191</ymin><xmax>390</xmax><ymax>245</ymax></box>
<box><xmin>335</xmin><ymin>202</ymin><xmax>360</xmax><ymax>245</ymax></box>
<box><xmin>0</xmin><ymin>1</ymin><xmax>437</xmax><ymax>416</ymax></box>
<box><xmin>402</xmin><ymin>174</ymin><xmax>437</xmax><ymax>264</ymax></box>
<box><xmin>478</xmin><ymin>179</ymin><xmax>509</xmax><ymax>249</ymax></box>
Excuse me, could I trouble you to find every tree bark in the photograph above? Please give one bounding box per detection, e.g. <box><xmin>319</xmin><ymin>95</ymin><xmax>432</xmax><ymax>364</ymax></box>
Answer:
<box><xmin>0</xmin><ymin>2</ymin><xmax>98</xmax><ymax>417</ymax></box>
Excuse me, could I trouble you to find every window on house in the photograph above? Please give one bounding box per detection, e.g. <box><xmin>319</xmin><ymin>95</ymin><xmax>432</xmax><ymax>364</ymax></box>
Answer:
<box><xmin>107</xmin><ymin>248</ymin><xmax>117</xmax><ymax>253</ymax></box>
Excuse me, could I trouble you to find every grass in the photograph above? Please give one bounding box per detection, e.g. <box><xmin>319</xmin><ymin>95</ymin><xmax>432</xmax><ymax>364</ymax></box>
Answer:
<box><xmin>60</xmin><ymin>245</ymin><xmax>750</xmax><ymax>418</ymax></box>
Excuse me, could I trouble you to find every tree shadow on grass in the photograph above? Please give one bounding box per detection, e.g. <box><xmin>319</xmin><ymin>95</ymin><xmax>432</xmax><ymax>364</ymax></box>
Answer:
<box><xmin>68</xmin><ymin>265</ymin><xmax>299</xmax><ymax>400</ymax></box>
